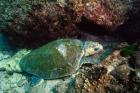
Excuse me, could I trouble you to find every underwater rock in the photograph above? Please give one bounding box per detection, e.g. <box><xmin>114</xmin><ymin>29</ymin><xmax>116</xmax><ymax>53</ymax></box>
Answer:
<box><xmin>116</xmin><ymin>9</ymin><xmax>140</xmax><ymax>42</ymax></box>
<box><xmin>67</xmin><ymin>0</ymin><xmax>137</xmax><ymax>29</ymax></box>
<box><xmin>133</xmin><ymin>51</ymin><xmax>140</xmax><ymax>68</ymax></box>
<box><xmin>110</xmin><ymin>64</ymin><xmax>131</xmax><ymax>82</ymax></box>
<box><xmin>66</xmin><ymin>0</ymin><xmax>83</xmax><ymax>22</ymax></box>
<box><xmin>75</xmin><ymin>49</ymin><xmax>140</xmax><ymax>93</ymax></box>
<box><xmin>100</xmin><ymin>50</ymin><xmax>128</xmax><ymax>73</ymax></box>
<box><xmin>82</xmin><ymin>0</ymin><xmax>134</xmax><ymax>29</ymax></box>
<box><xmin>1</xmin><ymin>0</ymin><xmax>139</xmax><ymax>48</ymax></box>
<box><xmin>131</xmin><ymin>50</ymin><xmax>140</xmax><ymax>78</ymax></box>
<box><xmin>2</xmin><ymin>3</ymin><xmax>83</xmax><ymax>48</ymax></box>
<box><xmin>76</xmin><ymin>65</ymin><xmax>110</xmax><ymax>93</ymax></box>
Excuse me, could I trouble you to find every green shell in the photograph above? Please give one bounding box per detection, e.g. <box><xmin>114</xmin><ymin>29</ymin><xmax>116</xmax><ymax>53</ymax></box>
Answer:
<box><xmin>19</xmin><ymin>39</ymin><xmax>83</xmax><ymax>79</ymax></box>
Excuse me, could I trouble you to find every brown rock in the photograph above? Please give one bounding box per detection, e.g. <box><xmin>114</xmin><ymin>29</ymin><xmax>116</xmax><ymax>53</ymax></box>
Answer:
<box><xmin>4</xmin><ymin>3</ymin><xmax>83</xmax><ymax>48</ymax></box>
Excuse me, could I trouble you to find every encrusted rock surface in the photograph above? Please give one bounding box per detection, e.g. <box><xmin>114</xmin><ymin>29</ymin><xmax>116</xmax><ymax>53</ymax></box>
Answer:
<box><xmin>116</xmin><ymin>10</ymin><xmax>140</xmax><ymax>42</ymax></box>
<box><xmin>66</xmin><ymin>0</ymin><xmax>136</xmax><ymax>29</ymax></box>
<box><xmin>83</xmin><ymin>0</ymin><xmax>133</xmax><ymax>29</ymax></box>
<box><xmin>1</xmin><ymin>0</ymin><xmax>139</xmax><ymax>48</ymax></box>
<box><xmin>75</xmin><ymin>50</ymin><xmax>140</xmax><ymax>93</ymax></box>
<box><xmin>2</xmin><ymin>3</ymin><xmax>83</xmax><ymax>48</ymax></box>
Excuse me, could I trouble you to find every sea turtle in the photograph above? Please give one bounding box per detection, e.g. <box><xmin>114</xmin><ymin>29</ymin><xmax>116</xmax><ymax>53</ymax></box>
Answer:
<box><xmin>0</xmin><ymin>39</ymin><xmax>103</xmax><ymax>79</ymax></box>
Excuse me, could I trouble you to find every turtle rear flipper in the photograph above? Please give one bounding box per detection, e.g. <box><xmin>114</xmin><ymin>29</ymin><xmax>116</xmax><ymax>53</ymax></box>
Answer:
<box><xmin>0</xmin><ymin>60</ymin><xmax>9</xmax><ymax>71</ymax></box>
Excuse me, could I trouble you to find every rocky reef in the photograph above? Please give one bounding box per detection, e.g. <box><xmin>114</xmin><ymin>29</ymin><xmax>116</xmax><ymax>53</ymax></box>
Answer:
<box><xmin>1</xmin><ymin>0</ymin><xmax>139</xmax><ymax>48</ymax></box>
<box><xmin>0</xmin><ymin>0</ymin><xmax>140</xmax><ymax>93</ymax></box>
<box><xmin>82</xmin><ymin>0</ymin><xmax>133</xmax><ymax>29</ymax></box>
<box><xmin>116</xmin><ymin>9</ymin><xmax>140</xmax><ymax>42</ymax></box>
<box><xmin>1</xmin><ymin>3</ymin><xmax>83</xmax><ymax>48</ymax></box>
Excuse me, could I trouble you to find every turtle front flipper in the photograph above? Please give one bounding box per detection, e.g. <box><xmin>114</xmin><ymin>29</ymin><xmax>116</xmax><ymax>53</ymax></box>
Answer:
<box><xmin>0</xmin><ymin>49</ymin><xmax>30</xmax><ymax>73</ymax></box>
<box><xmin>0</xmin><ymin>58</ymin><xmax>22</xmax><ymax>73</ymax></box>
<box><xmin>0</xmin><ymin>60</ymin><xmax>8</xmax><ymax>71</ymax></box>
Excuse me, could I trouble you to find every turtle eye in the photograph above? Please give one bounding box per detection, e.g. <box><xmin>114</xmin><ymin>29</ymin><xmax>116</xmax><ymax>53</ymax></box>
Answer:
<box><xmin>94</xmin><ymin>48</ymin><xmax>99</xmax><ymax>51</ymax></box>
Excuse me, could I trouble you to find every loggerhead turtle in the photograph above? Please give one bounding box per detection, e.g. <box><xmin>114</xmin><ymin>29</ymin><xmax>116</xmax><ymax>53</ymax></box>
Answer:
<box><xmin>0</xmin><ymin>39</ymin><xmax>103</xmax><ymax>79</ymax></box>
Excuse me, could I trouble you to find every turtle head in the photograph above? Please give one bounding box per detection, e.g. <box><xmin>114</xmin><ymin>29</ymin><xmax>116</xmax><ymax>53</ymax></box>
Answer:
<box><xmin>83</xmin><ymin>41</ymin><xmax>103</xmax><ymax>56</ymax></box>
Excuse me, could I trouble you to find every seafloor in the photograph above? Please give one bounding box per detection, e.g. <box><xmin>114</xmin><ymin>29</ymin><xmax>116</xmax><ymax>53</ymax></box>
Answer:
<box><xmin>0</xmin><ymin>0</ymin><xmax>140</xmax><ymax>93</ymax></box>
